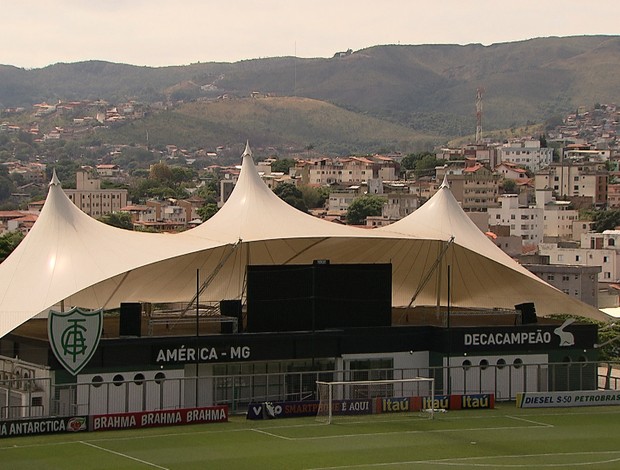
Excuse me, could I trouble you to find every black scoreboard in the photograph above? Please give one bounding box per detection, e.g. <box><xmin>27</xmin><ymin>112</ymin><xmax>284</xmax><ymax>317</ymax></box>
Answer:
<box><xmin>246</xmin><ymin>263</ymin><xmax>392</xmax><ymax>332</ymax></box>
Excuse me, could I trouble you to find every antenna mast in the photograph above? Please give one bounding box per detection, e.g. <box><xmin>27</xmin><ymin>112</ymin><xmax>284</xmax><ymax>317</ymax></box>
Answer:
<box><xmin>475</xmin><ymin>87</ymin><xmax>484</xmax><ymax>144</ymax></box>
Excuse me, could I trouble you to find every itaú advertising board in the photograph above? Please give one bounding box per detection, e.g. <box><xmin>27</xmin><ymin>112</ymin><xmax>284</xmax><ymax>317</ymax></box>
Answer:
<box><xmin>517</xmin><ymin>391</ymin><xmax>620</xmax><ymax>408</ymax></box>
<box><xmin>92</xmin><ymin>405</ymin><xmax>228</xmax><ymax>431</ymax></box>
<box><xmin>246</xmin><ymin>394</ymin><xmax>494</xmax><ymax>419</ymax></box>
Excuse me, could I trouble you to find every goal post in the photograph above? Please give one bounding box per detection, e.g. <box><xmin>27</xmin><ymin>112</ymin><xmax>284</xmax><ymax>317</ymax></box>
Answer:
<box><xmin>316</xmin><ymin>377</ymin><xmax>435</xmax><ymax>424</ymax></box>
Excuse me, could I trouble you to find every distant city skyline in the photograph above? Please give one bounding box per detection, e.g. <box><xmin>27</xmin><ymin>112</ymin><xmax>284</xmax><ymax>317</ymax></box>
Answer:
<box><xmin>2</xmin><ymin>0</ymin><xmax>620</xmax><ymax>69</ymax></box>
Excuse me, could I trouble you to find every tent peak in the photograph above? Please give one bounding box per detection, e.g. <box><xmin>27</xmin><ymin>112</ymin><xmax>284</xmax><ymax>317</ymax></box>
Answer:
<box><xmin>49</xmin><ymin>169</ymin><xmax>61</xmax><ymax>187</ymax></box>
<box><xmin>440</xmin><ymin>174</ymin><xmax>450</xmax><ymax>189</ymax></box>
<box><xmin>242</xmin><ymin>141</ymin><xmax>252</xmax><ymax>159</ymax></box>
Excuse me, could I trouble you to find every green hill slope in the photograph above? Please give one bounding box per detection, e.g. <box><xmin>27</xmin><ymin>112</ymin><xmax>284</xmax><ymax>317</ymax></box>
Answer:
<box><xmin>98</xmin><ymin>96</ymin><xmax>438</xmax><ymax>155</ymax></box>
<box><xmin>2</xmin><ymin>36</ymin><xmax>620</xmax><ymax>140</ymax></box>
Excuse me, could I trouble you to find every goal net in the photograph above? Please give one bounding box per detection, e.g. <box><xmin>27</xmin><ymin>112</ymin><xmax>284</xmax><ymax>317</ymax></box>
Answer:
<box><xmin>316</xmin><ymin>377</ymin><xmax>435</xmax><ymax>424</ymax></box>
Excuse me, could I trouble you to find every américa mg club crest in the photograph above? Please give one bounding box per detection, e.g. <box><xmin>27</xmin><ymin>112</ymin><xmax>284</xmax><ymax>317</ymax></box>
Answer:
<box><xmin>48</xmin><ymin>307</ymin><xmax>103</xmax><ymax>375</ymax></box>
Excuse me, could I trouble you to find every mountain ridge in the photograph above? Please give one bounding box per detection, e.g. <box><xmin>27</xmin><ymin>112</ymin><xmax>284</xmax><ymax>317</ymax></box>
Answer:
<box><xmin>1</xmin><ymin>35</ymin><xmax>619</xmax><ymax>141</ymax></box>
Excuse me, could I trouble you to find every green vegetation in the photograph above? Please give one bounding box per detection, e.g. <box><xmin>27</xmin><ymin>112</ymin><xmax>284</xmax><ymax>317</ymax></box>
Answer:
<box><xmin>4</xmin><ymin>36</ymin><xmax>620</xmax><ymax>135</ymax></box>
<box><xmin>2</xmin><ymin>405</ymin><xmax>620</xmax><ymax>469</ymax></box>
<box><xmin>401</xmin><ymin>152</ymin><xmax>443</xmax><ymax>179</ymax></box>
<box><xmin>98</xmin><ymin>212</ymin><xmax>133</xmax><ymax>230</ymax></box>
<box><xmin>346</xmin><ymin>194</ymin><xmax>385</xmax><ymax>225</ymax></box>
<box><xmin>592</xmin><ymin>210</ymin><xmax>620</xmax><ymax>232</ymax></box>
<box><xmin>273</xmin><ymin>182</ymin><xmax>308</xmax><ymax>213</ymax></box>
<box><xmin>0</xmin><ymin>230</ymin><xmax>24</xmax><ymax>262</ymax></box>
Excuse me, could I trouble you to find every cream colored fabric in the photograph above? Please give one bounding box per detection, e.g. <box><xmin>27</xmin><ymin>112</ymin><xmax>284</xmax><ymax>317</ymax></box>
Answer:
<box><xmin>0</xmin><ymin>146</ymin><xmax>609</xmax><ymax>338</ymax></box>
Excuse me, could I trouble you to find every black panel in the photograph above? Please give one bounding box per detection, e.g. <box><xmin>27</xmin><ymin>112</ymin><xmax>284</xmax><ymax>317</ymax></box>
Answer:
<box><xmin>119</xmin><ymin>302</ymin><xmax>142</xmax><ymax>337</ymax></box>
<box><xmin>515</xmin><ymin>302</ymin><xmax>537</xmax><ymax>324</ymax></box>
<box><xmin>220</xmin><ymin>300</ymin><xmax>243</xmax><ymax>333</ymax></box>
<box><xmin>247</xmin><ymin>263</ymin><xmax>392</xmax><ymax>332</ymax></box>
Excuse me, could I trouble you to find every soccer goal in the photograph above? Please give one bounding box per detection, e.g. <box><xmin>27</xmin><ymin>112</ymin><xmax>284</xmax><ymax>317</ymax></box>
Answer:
<box><xmin>316</xmin><ymin>377</ymin><xmax>435</xmax><ymax>424</ymax></box>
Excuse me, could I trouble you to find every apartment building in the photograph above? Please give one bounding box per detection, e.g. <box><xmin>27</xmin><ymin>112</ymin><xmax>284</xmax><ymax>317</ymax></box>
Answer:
<box><xmin>64</xmin><ymin>170</ymin><xmax>128</xmax><ymax>218</ymax></box>
<box><xmin>538</xmin><ymin>232</ymin><xmax>620</xmax><ymax>283</ymax></box>
<box><xmin>301</xmin><ymin>156</ymin><xmax>398</xmax><ymax>186</ymax></box>
<box><xmin>522</xmin><ymin>257</ymin><xmax>600</xmax><ymax>307</ymax></box>
<box><xmin>497</xmin><ymin>140</ymin><xmax>553</xmax><ymax>172</ymax></box>
<box><xmin>438</xmin><ymin>163</ymin><xmax>500</xmax><ymax>212</ymax></box>
<box><xmin>488</xmin><ymin>189</ymin><xmax>578</xmax><ymax>246</ymax></box>
<box><xmin>535</xmin><ymin>161</ymin><xmax>608</xmax><ymax>208</ymax></box>
<box><xmin>488</xmin><ymin>194</ymin><xmax>543</xmax><ymax>246</ymax></box>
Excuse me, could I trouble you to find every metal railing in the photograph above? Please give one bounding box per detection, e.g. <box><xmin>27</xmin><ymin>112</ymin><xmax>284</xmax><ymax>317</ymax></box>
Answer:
<box><xmin>1</xmin><ymin>360</ymin><xmax>618</xmax><ymax>420</ymax></box>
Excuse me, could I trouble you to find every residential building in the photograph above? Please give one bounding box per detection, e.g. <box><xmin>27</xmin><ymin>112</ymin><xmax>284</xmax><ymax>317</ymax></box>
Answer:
<box><xmin>521</xmin><ymin>256</ymin><xmax>600</xmax><ymax>307</ymax></box>
<box><xmin>535</xmin><ymin>161</ymin><xmax>608</xmax><ymax>208</ymax></box>
<box><xmin>439</xmin><ymin>163</ymin><xmax>500</xmax><ymax>212</ymax></box>
<box><xmin>327</xmin><ymin>185</ymin><xmax>365</xmax><ymax>216</ymax></box>
<box><xmin>498</xmin><ymin>139</ymin><xmax>553</xmax><ymax>171</ymax></box>
<box><xmin>64</xmin><ymin>170</ymin><xmax>128</xmax><ymax>218</ymax></box>
<box><xmin>488</xmin><ymin>194</ymin><xmax>543</xmax><ymax>246</ymax></box>
<box><xmin>538</xmin><ymin>189</ymin><xmax>579</xmax><ymax>240</ymax></box>
<box><xmin>538</xmin><ymin>236</ymin><xmax>620</xmax><ymax>283</ymax></box>
<box><xmin>494</xmin><ymin>162</ymin><xmax>529</xmax><ymax>182</ymax></box>
<box><xmin>96</xmin><ymin>164</ymin><xmax>122</xmax><ymax>178</ymax></box>
<box><xmin>300</xmin><ymin>156</ymin><xmax>398</xmax><ymax>186</ymax></box>
<box><xmin>607</xmin><ymin>183</ymin><xmax>620</xmax><ymax>208</ymax></box>
<box><xmin>487</xmin><ymin>189</ymin><xmax>578</xmax><ymax>247</ymax></box>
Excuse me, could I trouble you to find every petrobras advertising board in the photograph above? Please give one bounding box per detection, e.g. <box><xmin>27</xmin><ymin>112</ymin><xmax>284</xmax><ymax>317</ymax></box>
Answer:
<box><xmin>517</xmin><ymin>390</ymin><xmax>620</xmax><ymax>408</ymax></box>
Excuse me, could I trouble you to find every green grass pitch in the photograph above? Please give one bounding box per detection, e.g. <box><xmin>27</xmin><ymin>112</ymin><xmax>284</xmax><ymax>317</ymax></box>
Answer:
<box><xmin>1</xmin><ymin>404</ymin><xmax>620</xmax><ymax>469</ymax></box>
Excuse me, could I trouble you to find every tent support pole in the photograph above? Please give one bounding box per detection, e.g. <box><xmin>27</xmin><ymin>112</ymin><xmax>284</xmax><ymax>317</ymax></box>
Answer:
<box><xmin>173</xmin><ymin>240</ymin><xmax>242</xmax><ymax>327</ymax></box>
<box><xmin>100</xmin><ymin>271</ymin><xmax>132</xmax><ymax>311</ymax></box>
<box><xmin>402</xmin><ymin>236</ymin><xmax>454</xmax><ymax>319</ymax></box>
<box><xmin>282</xmin><ymin>238</ymin><xmax>330</xmax><ymax>264</ymax></box>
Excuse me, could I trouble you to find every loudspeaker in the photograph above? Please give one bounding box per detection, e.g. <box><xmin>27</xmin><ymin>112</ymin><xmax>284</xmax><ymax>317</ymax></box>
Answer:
<box><xmin>515</xmin><ymin>302</ymin><xmax>537</xmax><ymax>324</ymax></box>
<box><xmin>220</xmin><ymin>300</ymin><xmax>243</xmax><ymax>333</ymax></box>
<box><xmin>119</xmin><ymin>302</ymin><xmax>142</xmax><ymax>336</ymax></box>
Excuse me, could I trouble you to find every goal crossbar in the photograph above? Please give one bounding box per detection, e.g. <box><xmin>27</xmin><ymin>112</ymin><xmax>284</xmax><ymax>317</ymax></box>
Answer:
<box><xmin>316</xmin><ymin>377</ymin><xmax>435</xmax><ymax>424</ymax></box>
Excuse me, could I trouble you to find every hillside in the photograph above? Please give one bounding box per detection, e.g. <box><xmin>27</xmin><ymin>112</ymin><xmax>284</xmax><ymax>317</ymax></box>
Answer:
<box><xmin>96</xmin><ymin>97</ymin><xmax>439</xmax><ymax>155</ymax></box>
<box><xmin>2</xmin><ymin>35</ymin><xmax>620</xmax><ymax>140</ymax></box>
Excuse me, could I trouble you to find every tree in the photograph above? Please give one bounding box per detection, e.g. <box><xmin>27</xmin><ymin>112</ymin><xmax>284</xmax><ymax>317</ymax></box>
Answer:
<box><xmin>400</xmin><ymin>154</ymin><xmax>418</xmax><ymax>171</ymax></box>
<box><xmin>501</xmin><ymin>179</ymin><xmax>518</xmax><ymax>194</ymax></box>
<box><xmin>299</xmin><ymin>185</ymin><xmax>329</xmax><ymax>209</ymax></box>
<box><xmin>197</xmin><ymin>203</ymin><xmax>219</xmax><ymax>221</ymax></box>
<box><xmin>539</xmin><ymin>134</ymin><xmax>547</xmax><ymax>148</ymax></box>
<box><xmin>0</xmin><ymin>231</ymin><xmax>24</xmax><ymax>262</ymax></box>
<box><xmin>592</xmin><ymin>210</ymin><xmax>620</xmax><ymax>232</ymax></box>
<box><xmin>414</xmin><ymin>154</ymin><xmax>441</xmax><ymax>179</ymax></box>
<box><xmin>149</xmin><ymin>162</ymin><xmax>174</xmax><ymax>183</ymax></box>
<box><xmin>273</xmin><ymin>183</ymin><xmax>308</xmax><ymax>213</ymax></box>
<box><xmin>98</xmin><ymin>212</ymin><xmax>134</xmax><ymax>230</ymax></box>
<box><xmin>271</xmin><ymin>159</ymin><xmax>295</xmax><ymax>174</ymax></box>
<box><xmin>346</xmin><ymin>195</ymin><xmax>385</xmax><ymax>225</ymax></box>
<box><xmin>171</xmin><ymin>166</ymin><xmax>196</xmax><ymax>183</ymax></box>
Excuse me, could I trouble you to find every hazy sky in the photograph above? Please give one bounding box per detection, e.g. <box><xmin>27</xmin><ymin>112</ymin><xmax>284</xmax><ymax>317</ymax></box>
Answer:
<box><xmin>2</xmin><ymin>0</ymin><xmax>619</xmax><ymax>69</ymax></box>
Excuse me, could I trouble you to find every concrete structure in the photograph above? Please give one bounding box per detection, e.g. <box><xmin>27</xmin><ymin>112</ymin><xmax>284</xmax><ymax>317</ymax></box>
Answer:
<box><xmin>488</xmin><ymin>194</ymin><xmax>543</xmax><ymax>246</ymax></box>
<box><xmin>63</xmin><ymin>170</ymin><xmax>128</xmax><ymax>218</ymax></box>
<box><xmin>488</xmin><ymin>189</ymin><xmax>578</xmax><ymax>247</ymax></box>
<box><xmin>535</xmin><ymin>161</ymin><xmax>608</xmax><ymax>208</ymax></box>
<box><xmin>522</xmin><ymin>258</ymin><xmax>600</xmax><ymax>307</ymax></box>
<box><xmin>438</xmin><ymin>163</ymin><xmax>500</xmax><ymax>212</ymax></box>
<box><xmin>498</xmin><ymin>140</ymin><xmax>553</xmax><ymax>171</ymax></box>
<box><xmin>538</xmin><ymin>234</ymin><xmax>620</xmax><ymax>283</ymax></box>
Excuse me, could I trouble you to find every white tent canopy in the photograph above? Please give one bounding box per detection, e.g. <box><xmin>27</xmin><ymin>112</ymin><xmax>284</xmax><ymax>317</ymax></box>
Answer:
<box><xmin>378</xmin><ymin>176</ymin><xmax>609</xmax><ymax>321</ymax></box>
<box><xmin>0</xmin><ymin>145</ymin><xmax>610</xmax><ymax>338</ymax></box>
<box><xmin>0</xmin><ymin>171</ymin><xmax>230</xmax><ymax>337</ymax></box>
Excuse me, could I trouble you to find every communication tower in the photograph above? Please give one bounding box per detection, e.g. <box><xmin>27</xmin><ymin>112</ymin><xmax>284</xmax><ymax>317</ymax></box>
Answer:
<box><xmin>475</xmin><ymin>87</ymin><xmax>484</xmax><ymax>144</ymax></box>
